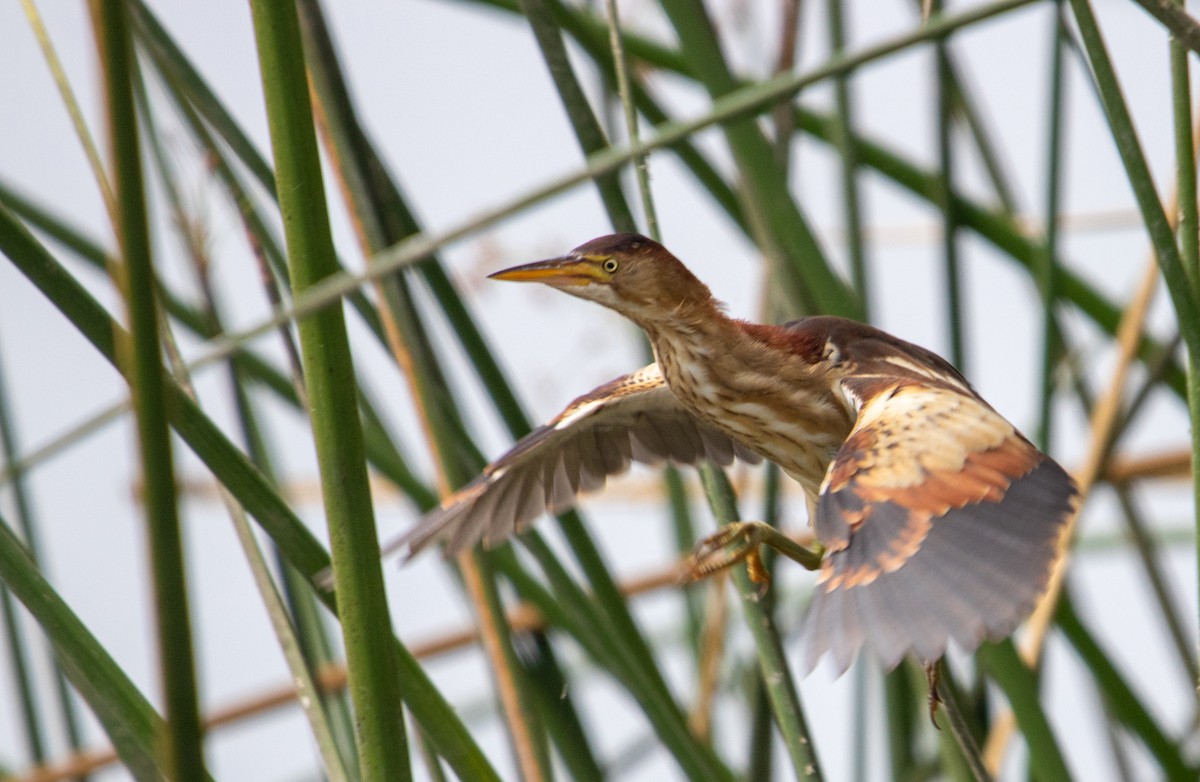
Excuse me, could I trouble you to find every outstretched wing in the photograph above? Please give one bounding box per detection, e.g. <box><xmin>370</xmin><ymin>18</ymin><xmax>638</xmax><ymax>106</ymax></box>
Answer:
<box><xmin>384</xmin><ymin>364</ymin><xmax>761</xmax><ymax>559</ymax></box>
<box><xmin>803</xmin><ymin>375</ymin><xmax>1076</xmax><ymax>674</ymax></box>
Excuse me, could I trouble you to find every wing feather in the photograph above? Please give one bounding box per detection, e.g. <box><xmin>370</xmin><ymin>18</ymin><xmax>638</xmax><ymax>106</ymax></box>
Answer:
<box><xmin>804</xmin><ymin>380</ymin><xmax>1076</xmax><ymax>673</ymax></box>
<box><xmin>628</xmin><ymin>424</ymin><xmax>668</xmax><ymax>463</ymax></box>
<box><xmin>575</xmin><ymin>429</ymin><xmax>608</xmax><ymax>493</ymax></box>
<box><xmin>383</xmin><ymin>364</ymin><xmax>761</xmax><ymax>559</ymax></box>
<box><xmin>481</xmin><ymin>475</ymin><xmax>521</xmax><ymax>548</ymax></box>
<box><xmin>544</xmin><ymin>454</ymin><xmax>575</xmax><ymax>514</ymax></box>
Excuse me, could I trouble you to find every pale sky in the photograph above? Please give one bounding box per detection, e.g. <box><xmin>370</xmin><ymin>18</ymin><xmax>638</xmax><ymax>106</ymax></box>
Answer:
<box><xmin>0</xmin><ymin>2</ymin><xmax>1195</xmax><ymax>780</ymax></box>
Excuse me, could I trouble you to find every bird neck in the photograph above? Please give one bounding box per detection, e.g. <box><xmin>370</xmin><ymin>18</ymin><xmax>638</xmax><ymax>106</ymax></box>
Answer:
<box><xmin>637</xmin><ymin>296</ymin><xmax>732</xmax><ymax>357</ymax></box>
<box><xmin>641</xmin><ymin>300</ymin><xmax>785</xmax><ymax>389</ymax></box>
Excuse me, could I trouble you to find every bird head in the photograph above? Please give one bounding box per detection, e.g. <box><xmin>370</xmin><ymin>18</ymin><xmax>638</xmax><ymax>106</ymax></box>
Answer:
<box><xmin>489</xmin><ymin>233</ymin><xmax>716</xmax><ymax>326</ymax></box>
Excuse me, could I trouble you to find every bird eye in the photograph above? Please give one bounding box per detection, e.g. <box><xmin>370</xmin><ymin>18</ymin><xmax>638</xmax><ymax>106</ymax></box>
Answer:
<box><xmin>603</xmin><ymin>259</ymin><xmax>619</xmax><ymax>273</ymax></box>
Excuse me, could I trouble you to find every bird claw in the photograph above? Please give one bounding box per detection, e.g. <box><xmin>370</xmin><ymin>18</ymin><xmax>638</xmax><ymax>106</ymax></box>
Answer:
<box><xmin>681</xmin><ymin>520</ymin><xmax>825</xmax><ymax>595</ymax></box>
<box><xmin>925</xmin><ymin>660</ymin><xmax>943</xmax><ymax>729</ymax></box>
<box><xmin>681</xmin><ymin>521</ymin><xmax>778</xmax><ymax>598</ymax></box>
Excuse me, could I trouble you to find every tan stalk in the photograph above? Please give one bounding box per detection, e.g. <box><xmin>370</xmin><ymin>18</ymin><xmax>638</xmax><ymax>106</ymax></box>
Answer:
<box><xmin>19</xmin><ymin>0</ymin><xmax>116</xmax><ymax>223</ymax></box>
<box><xmin>309</xmin><ymin>91</ymin><xmax>544</xmax><ymax>782</ymax></box>
<box><xmin>1105</xmin><ymin>449</ymin><xmax>1193</xmax><ymax>483</ymax></box>
<box><xmin>983</xmin><ymin>206</ymin><xmax>1173</xmax><ymax>773</ymax></box>
<box><xmin>13</xmin><ymin>554</ymin><xmax>706</xmax><ymax>782</ymax></box>
<box><xmin>689</xmin><ymin>571</ymin><xmax>731</xmax><ymax>740</ymax></box>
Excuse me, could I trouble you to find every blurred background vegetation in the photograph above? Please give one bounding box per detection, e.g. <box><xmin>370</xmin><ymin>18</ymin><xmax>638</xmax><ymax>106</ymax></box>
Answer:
<box><xmin>0</xmin><ymin>0</ymin><xmax>1198</xmax><ymax>780</ymax></box>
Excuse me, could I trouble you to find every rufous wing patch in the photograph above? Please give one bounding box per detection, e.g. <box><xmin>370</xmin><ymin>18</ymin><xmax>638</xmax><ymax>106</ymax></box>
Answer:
<box><xmin>815</xmin><ymin>383</ymin><xmax>1024</xmax><ymax>542</ymax></box>
<box><xmin>807</xmin><ymin>380</ymin><xmax>1077</xmax><ymax>673</ymax></box>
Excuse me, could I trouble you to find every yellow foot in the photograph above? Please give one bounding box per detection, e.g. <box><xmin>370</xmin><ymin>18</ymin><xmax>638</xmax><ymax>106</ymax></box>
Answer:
<box><xmin>681</xmin><ymin>521</ymin><xmax>824</xmax><ymax>598</ymax></box>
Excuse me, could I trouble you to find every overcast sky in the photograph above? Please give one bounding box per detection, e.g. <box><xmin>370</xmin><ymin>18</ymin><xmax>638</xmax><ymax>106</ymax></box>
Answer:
<box><xmin>1</xmin><ymin>2</ymin><xmax>1196</xmax><ymax>780</ymax></box>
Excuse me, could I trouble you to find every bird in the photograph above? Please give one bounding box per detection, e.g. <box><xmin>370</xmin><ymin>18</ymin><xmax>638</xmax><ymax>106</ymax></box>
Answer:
<box><xmin>383</xmin><ymin>233</ymin><xmax>1078</xmax><ymax>674</ymax></box>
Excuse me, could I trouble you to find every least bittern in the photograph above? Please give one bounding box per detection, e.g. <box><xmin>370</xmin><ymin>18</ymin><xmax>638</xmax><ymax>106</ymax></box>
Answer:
<box><xmin>385</xmin><ymin>234</ymin><xmax>1077</xmax><ymax>674</ymax></box>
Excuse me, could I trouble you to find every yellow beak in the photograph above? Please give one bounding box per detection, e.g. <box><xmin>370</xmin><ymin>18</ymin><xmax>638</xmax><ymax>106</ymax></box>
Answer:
<box><xmin>489</xmin><ymin>257</ymin><xmax>604</xmax><ymax>287</ymax></box>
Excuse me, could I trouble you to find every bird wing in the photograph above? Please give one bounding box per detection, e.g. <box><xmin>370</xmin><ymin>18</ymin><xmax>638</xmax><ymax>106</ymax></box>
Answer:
<box><xmin>384</xmin><ymin>363</ymin><xmax>761</xmax><ymax>559</ymax></box>
<box><xmin>802</xmin><ymin>374</ymin><xmax>1077</xmax><ymax>674</ymax></box>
